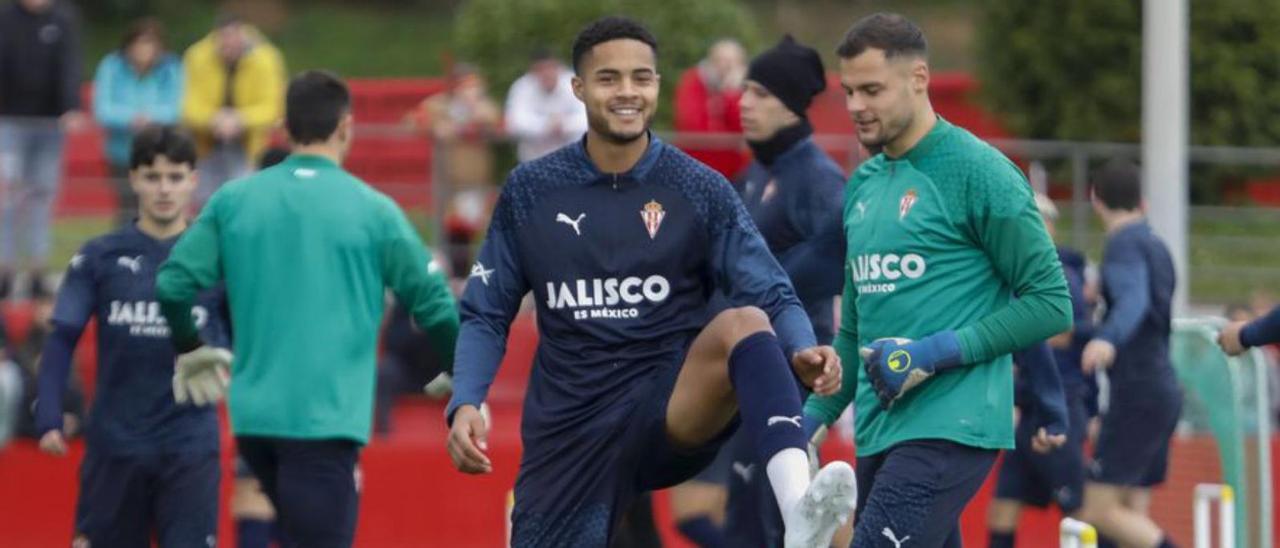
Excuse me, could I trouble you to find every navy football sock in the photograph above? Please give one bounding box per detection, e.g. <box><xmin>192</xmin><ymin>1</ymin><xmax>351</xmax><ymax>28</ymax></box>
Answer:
<box><xmin>727</xmin><ymin>331</ymin><xmax>806</xmax><ymax>464</ymax></box>
<box><xmin>237</xmin><ymin>518</ymin><xmax>272</xmax><ymax>548</ymax></box>
<box><xmin>988</xmin><ymin>530</ymin><xmax>1015</xmax><ymax>548</ymax></box>
<box><xmin>676</xmin><ymin>515</ymin><xmax>725</xmax><ymax>548</ymax></box>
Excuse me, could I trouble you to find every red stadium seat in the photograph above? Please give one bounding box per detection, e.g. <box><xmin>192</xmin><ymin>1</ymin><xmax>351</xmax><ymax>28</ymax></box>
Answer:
<box><xmin>57</xmin><ymin>78</ymin><xmax>448</xmax><ymax>216</ymax></box>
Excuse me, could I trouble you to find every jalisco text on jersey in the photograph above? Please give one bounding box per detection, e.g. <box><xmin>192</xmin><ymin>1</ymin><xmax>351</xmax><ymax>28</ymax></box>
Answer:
<box><xmin>107</xmin><ymin>300</ymin><xmax>209</xmax><ymax>337</ymax></box>
<box><xmin>850</xmin><ymin>253</ymin><xmax>926</xmax><ymax>294</ymax></box>
<box><xmin>545</xmin><ymin>275</ymin><xmax>671</xmax><ymax>320</ymax></box>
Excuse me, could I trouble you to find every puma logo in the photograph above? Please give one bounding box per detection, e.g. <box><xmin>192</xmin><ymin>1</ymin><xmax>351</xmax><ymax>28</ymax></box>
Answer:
<box><xmin>882</xmin><ymin>527</ymin><xmax>911</xmax><ymax>547</ymax></box>
<box><xmin>116</xmin><ymin>255</ymin><xmax>143</xmax><ymax>274</ymax></box>
<box><xmin>556</xmin><ymin>212</ymin><xmax>586</xmax><ymax>236</ymax></box>
<box><xmin>767</xmin><ymin>415</ymin><xmax>802</xmax><ymax>429</ymax></box>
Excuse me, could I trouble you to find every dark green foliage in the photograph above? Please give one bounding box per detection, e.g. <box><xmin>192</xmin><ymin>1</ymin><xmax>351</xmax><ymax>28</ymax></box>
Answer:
<box><xmin>454</xmin><ymin>0</ymin><xmax>760</xmax><ymax>126</ymax></box>
<box><xmin>977</xmin><ymin>0</ymin><xmax>1280</xmax><ymax>146</ymax></box>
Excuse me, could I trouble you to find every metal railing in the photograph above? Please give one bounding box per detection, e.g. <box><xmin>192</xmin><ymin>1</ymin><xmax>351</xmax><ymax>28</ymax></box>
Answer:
<box><xmin>18</xmin><ymin>118</ymin><xmax>1280</xmax><ymax>303</ymax></box>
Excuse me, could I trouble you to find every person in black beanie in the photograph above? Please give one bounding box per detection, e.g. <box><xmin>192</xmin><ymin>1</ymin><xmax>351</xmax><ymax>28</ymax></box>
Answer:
<box><xmin>740</xmin><ymin>35</ymin><xmax>827</xmax><ymax>155</ymax></box>
<box><xmin>739</xmin><ymin>34</ymin><xmax>845</xmax><ymax>347</ymax></box>
<box><xmin>728</xmin><ymin>34</ymin><xmax>849</xmax><ymax>548</ymax></box>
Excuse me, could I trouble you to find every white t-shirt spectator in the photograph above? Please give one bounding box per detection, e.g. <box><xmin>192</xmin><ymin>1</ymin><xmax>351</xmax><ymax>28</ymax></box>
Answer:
<box><xmin>504</xmin><ymin>68</ymin><xmax>588</xmax><ymax>163</ymax></box>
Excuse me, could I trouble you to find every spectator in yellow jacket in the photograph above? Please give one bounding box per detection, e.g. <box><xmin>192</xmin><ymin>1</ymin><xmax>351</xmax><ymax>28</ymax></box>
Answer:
<box><xmin>182</xmin><ymin>14</ymin><xmax>285</xmax><ymax>203</ymax></box>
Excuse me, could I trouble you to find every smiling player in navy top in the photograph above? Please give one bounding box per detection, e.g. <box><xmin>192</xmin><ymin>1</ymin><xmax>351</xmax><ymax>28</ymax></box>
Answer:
<box><xmin>446</xmin><ymin>17</ymin><xmax>858</xmax><ymax>548</ymax></box>
<box><xmin>35</xmin><ymin>126</ymin><xmax>229</xmax><ymax>548</ymax></box>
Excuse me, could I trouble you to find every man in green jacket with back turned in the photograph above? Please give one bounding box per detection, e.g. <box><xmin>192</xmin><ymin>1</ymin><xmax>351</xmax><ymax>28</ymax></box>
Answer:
<box><xmin>157</xmin><ymin>70</ymin><xmax>458</xmax><ymax>548</ymax></box>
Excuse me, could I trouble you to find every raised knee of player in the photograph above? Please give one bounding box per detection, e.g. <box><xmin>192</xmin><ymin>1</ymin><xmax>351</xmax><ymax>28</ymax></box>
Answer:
<box><xmin>703</xmin><ymin>307</ymin><xmax>787</xmax><ymax>390</ymax></box>
<box><xmin>713</xmin><ymin>306</ymin><xmax>774</xmax><ymax>346</ymax></box>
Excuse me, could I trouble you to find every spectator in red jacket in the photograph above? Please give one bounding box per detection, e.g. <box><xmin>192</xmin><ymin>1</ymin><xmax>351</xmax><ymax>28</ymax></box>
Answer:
<box><xmin>674</xmin><ymin>39</ymin><xmax>749</xmax><ymax>180</ymax></box>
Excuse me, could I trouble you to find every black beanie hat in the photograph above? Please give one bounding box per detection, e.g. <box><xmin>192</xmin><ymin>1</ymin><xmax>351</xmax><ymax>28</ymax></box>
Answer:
<box><xmin>746</xmin><ymin>35</ymin><xmax>827</xmax><ymax>118</ymax></box>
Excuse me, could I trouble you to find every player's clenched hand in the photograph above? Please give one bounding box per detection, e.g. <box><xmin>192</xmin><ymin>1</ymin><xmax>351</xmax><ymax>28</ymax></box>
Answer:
<box><xmin>1080</xmin><ymin>339</ymin><xmax>1116</xmax><ymax>373</ymax></box>
<box><xmin>791</xmin><ymin>346</ymin><xmax>841</xmax><ymax>396</ymax></box>
<box><xmin>1030</xmin><ymin>427</ymin><xmax>1066</xmax><ymax>455</ymax></box>
<box><xmin>1217</xmin><ymin>321</ymin><xmax>1249</xmax><ymax>356</ymax></box>
<box><xmin>449</xmin><ymin>404</ymin><xmax>493</xmax><ymax>474</ymax></box>
<box><xmin>39</xmin><ymin>430</ymin><xmax>68</xmax><ymax>456</ymax></box>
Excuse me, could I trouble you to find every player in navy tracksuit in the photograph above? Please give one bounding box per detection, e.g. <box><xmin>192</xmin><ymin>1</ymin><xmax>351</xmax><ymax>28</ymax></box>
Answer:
<box><xmin>737</xmin><ymin>38</ymin><xmax>845</xmax><ymax>348</ymax></box>
<box><xmin>34</xmin><ymin>126</ymin><xmax>229</xmax><ymax>547</ymax></box>
<box><xmin>446</xmin><ymin>17</ymin><xmax>857</xmax><ymax>548</ymax></box>
<box><xmin>1077</xmin><ymin>159</ymin><xmax>1182</xmax><ymax>548</ymax></box>
<box><xmin>707</xmin><ymin>36</ymin><xmax>846</xmax><ymax>548</ymax></box>
<box><xmin>987</xmin><ymin>195</ymin><xmax>1096</xmax><ymax>548</ymax></box>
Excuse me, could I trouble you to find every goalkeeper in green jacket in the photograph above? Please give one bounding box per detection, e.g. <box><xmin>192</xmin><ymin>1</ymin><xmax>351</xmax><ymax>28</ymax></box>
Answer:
<box><xmin>157</xmin><ymin>70</ymin><xmax>459</xmax><ymax>546</ymax></box>
<box><xmin>803</xmin><ymin>13</ymin><xmax>1072</xmax><ymax>547</ymax></box>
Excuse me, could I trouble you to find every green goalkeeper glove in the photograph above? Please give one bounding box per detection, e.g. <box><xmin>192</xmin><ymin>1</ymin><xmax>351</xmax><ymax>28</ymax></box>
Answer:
<box><xmin>173</xmin><ymin>346</ymin><xmax>231</xmax><ymax>406</ymax></box>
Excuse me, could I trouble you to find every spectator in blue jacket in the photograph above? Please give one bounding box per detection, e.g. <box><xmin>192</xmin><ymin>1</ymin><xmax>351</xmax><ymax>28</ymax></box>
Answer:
<box><xmin>92</xmin><ymin>17</ymin><xmax>183</xmax><ymax>227</ymax></box>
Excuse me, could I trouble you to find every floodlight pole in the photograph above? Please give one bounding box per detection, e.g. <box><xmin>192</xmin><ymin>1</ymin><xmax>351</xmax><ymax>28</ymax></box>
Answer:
<box><xmin>1143</xmin><ymin>0</ymin><xmax>1190</xmax><ymax>313</ymax></box>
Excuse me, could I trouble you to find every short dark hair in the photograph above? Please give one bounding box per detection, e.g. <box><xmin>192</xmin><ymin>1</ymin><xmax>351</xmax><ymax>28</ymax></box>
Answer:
<box><xmin>120</xmin><ymin>17</ymin><xmax>165</xmax><ymax>51</ymax></box>
<box><xmin>836</xmin><ymin>12</ymin><xmax>928</xmax><ymax>60</ymax></box>
<box><xmin>1092</xmin><ymin>158</ymin><xmax>1143</xmax><ymax>211</ymax></box>
<box><xmin>285</xmin><ymin>70</ymin><xmax>351</xmax><ymax>145</ymax></box>
<box><xmin>570</xmin><ymin>16</ymin><xmax>658</xmax><ymax>74</ymax></box>
<box><xmin>258</xmin><ymin>146</ymin><xmax>291</xmax><ymax>170</ymax></box>
<box><xmin>129</xmin><ymin>125</ymin><xmax>196</xmax><ymax>170</ymax></box>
